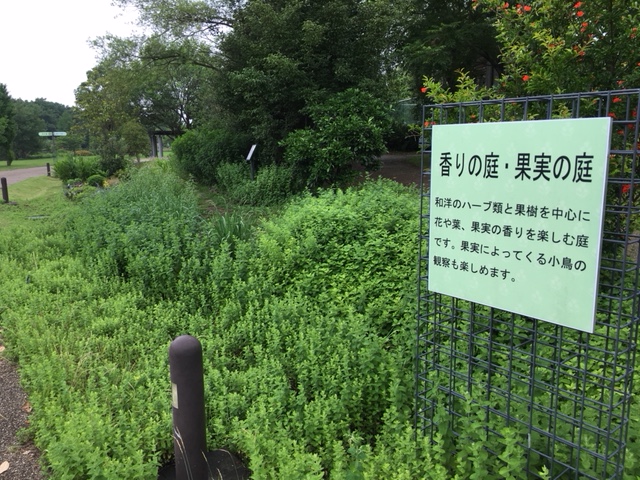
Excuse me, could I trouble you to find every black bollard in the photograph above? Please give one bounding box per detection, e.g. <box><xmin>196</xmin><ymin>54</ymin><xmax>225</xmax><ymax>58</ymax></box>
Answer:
<box><xmin>1</xmin><ymin>177</ymin><xmax>8</xmax><ymax>203</ymax></box>
<box><xmin>169</xmin><ymin>335</ymin><xmax>208</xmax><ymax>480</ymax></box>
<box><xmin>46</xmin><ymin>163</ymin><xmax>51</xmax><ymax>176</ymax></box>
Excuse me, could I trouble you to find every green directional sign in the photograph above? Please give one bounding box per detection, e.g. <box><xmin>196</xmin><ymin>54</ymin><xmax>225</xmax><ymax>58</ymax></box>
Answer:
<box><xmin>427</xmin><ymin>117</ymin><xmax>612</xmax><ymax>333</ymax></box>
<box><xmin>38</xmin><ymin>132</ymin><xmax>67</xmax><ymax>136</ymax></box>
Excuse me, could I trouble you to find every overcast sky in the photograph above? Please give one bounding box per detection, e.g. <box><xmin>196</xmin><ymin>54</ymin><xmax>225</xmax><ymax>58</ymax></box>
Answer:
<box><xmin>1</xmin><ymin>0</ymin><xmax>139</xmax><ymax>106</ymax></box>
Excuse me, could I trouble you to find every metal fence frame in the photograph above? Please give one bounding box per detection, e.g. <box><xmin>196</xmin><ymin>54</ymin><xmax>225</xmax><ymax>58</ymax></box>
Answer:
<box><xmin>416</xmin><ymin>89</ymin><xmax>640</xmax><ymax>479</ymax></box>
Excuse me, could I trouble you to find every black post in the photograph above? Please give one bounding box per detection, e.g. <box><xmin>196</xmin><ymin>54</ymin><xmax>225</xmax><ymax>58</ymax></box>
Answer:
<box><xmin>46</xmin><ymin>163</ymin><xmax>51</xmax><ymax>177</ymax></box>
<box><xmin>1</xmin><ymin>177</ymin><xmax>8</xmax><ymax>203</ymax></box>
<box><xmin>169</xmin><ymin>335</ymin><xmax>207</xmax><ymax>480</ymax></box>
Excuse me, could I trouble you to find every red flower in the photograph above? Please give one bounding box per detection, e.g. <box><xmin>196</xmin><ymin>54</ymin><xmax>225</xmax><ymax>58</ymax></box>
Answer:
<box><xmin>613</xmin><ymin>96</ymin><xmax>622</xmax><ymax>103</ymax></box>
<box><xmin>573</xmin><ymin>1</ymin><xmax>582</xmax><ymax>7</ymax></box>
<box><xmin>420</xmin><ymin>87</ymin><xmax>427</xmax><ymax>93</ymax></box>
<box><xmin>608</xmin><ymin>112</ymin><xmax>617</xmax><ymax>118</ymax></box>
<box><xmin>522</xmin><ymin>74</ymin><xmax>531</xmax><ymax>81</ymax></box>
<box><xmin>622</xmin><ymin>184</ymin><xmax>631</xmax><ymax>194</ymax></box>
<box><xmin>576</xmin><ymin>10</ymin><xmax>584</xmax><ymax>17</ymax></box>
<box><xmin>523</xmin><ymin>5</ymin><xmax>531</xmax><ymax>11</ymax></box>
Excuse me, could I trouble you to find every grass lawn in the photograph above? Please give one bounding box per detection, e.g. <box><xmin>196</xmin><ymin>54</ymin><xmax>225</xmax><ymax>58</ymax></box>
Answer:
<box><xmin>0</xmin><ymin>176</ymin><xmax>68</xmax><ymax>230</ymax></box>
<box><xmin>0</xmin><ymin>157</ymin><xmax>55</xmax><ymax>172</ymax></box>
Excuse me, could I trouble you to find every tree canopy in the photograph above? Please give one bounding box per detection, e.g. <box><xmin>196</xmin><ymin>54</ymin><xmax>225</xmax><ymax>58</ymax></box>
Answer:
<box><xmin>476</xmin><ymin>0</ymin><xmax>640</xmax><ymax>96</ymax></box>
<box><xmin>213</xmin><ymin>0</ymin><xmax>405</xmax><ymax>158</ymax></box>
<box><xmin>12</xmin><ymin>100</ymin><xmax>46</xmax><ymax>159</ymax></box>
<box><xmin>62</xmin><ymin>0</ymin><xmax>639</xmax><ymax>186</ymax></box>
<box><xmin>0</xmin><ymin>84</ymin><xmax>16</xmax><ymax>164</ymax></box>
<box><xmin>402</xmin><ymin>0</ymin><xmax>500</xmax><ymax>91</ymax></box>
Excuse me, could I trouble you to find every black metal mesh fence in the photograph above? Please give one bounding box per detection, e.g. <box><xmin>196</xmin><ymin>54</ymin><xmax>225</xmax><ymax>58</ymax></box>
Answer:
<box><xmin>416</xmin><ymin>90</ymin><xmax>640</xmax><ymax>479</ymax></box>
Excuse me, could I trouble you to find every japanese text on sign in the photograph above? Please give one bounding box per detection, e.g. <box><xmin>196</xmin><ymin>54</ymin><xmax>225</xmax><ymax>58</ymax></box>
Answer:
<box><xmin>438</xmin><ymin>151</ymin><xmax>595</xmax><ymax>183</ymax></box>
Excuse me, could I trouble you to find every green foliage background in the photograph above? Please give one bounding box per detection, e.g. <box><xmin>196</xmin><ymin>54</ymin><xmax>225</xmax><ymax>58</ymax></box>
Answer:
<box><xmin>0</xmin><ymin>166</ymin><xmax>425</xmax><ymax>478</ymax></box>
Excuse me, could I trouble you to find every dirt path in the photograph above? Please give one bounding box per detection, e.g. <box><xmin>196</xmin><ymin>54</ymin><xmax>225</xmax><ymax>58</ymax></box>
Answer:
<box><xmin>352</xmin><ymin>152</ymin><xmax>424</xmax><ymax>187</ymax></box>
<box><xmin>0</xmin><ymin>353</ymin><xmax>44</xmax><ymax>479</ymax></box>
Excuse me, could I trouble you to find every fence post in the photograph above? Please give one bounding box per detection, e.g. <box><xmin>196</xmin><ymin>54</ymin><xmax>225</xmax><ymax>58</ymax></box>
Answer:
<box><xmin>1</xmin><ymin>178</ymin><xmax>8</xmax><ymax>203</ymax></box>
<box><xmin>169</xmin><ymin>335</ymin><xmax>207</xmax><ymax>480</ymax></box>
<box><xmin>46</xmin><ymin>163</ymin><xmax>51</xmax><ymax>176</ymax></box>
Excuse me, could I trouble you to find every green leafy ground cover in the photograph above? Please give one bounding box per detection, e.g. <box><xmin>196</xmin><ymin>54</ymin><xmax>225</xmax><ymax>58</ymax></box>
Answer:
<box><xmin>2</xmin><ymin>164</ymin><xmax>640</xmax><ymax>479</ymax></box>
<box><xmin>0</xmin><ymin>164</ymin><xmax>428</xmax><ymax>478</ymax></box>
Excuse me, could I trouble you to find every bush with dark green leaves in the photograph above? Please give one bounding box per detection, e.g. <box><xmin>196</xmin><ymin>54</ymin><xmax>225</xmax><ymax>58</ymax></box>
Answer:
<box><xmin>95</xmin><ymin>135</ymin><xmax>130</xmax><ymax>176</ymax></box>
<box><xmin>53</xmin><ymin>155</ymin><xmax>103</xmax><ymax>183</ymax></box>
<box><xmin>282</xmin><ymin>88</ymin><xmax>392</xmax><ymax>188</ymax></box>
<box><xmin>86</xmin><ymin>174</ymin><xmax>106</xmax><ymax>187</ymax></box>
<box><xmin>171</xmin><ymin>127</ymin><xmax>252</xmax><ymax>185</ymax></box>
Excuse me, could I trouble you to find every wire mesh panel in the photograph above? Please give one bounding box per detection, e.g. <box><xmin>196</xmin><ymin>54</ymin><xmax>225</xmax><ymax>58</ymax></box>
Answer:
<box><xmin>416</xmin><ymin>90</ymin><xmax>640</xmax><ymax>479</ymax></box>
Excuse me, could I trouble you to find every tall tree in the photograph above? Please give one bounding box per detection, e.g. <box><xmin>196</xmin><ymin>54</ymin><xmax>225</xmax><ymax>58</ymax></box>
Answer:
<box><xmin>87</xmin><ymin>35</ymin><xmax>210</xmax><ymax>134</ymax></box>
<box><xmin>402</xmin><ymin>0</ymin><xmax>500</xmax><ymax>93</ymax></box>
<box><xmin>215</xmin><ymin>0</ymin><xmax>406</xmax><ymax>160</ymax></box>
<box><xmin>0</xmin><ymin>84</ymin><xmax>16</xmax><ymax>165</ymax></box>
<box><xmin>12</xmin><ymin>100</ymin><xmax>46</xmax><ymax>159</ymax></box>
<box><xmin>103</xmin><ymin>0</ymin><xmax>408</xmax><ymax>164</ymax></box>
<box><xmin>33</xmin><ymin>99</ymin><xmax>71</xmax><ymax>132</ymax></box>
<box><xmin>75</xmin><ymin>63</ymin><xmax>136</xmax><ymax>143</ymax></box>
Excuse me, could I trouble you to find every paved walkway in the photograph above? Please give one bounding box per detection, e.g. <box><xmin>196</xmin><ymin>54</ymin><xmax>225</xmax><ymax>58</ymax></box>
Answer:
<box><xmin>0</xmin><ymin>166</ymin><xmax>49</xmax><ymax>185</ymax></box>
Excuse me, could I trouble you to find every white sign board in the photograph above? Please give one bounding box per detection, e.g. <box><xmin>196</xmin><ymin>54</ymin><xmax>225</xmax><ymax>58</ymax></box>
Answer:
<box><xmin>428</xmin><ymin>118</ymin><xmax>612</xmax><ymax>333</ymax></box>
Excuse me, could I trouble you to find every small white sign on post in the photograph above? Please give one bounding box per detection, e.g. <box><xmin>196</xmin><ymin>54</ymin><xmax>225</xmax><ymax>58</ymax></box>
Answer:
<box><xmin>246</xmin><ymin>144</ymin><xmax>257</xmax><ymax>161</ymax></box>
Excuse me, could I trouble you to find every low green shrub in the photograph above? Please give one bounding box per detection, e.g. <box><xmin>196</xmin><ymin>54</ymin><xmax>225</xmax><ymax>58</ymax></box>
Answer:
<box><xmin>63</xmin><ymin>183</ymin><xmax>97</xmax><ymax>201</ymax></box>
<box><xmin>214</xmin><ymin>160</ymin><xmax>248</xmax><ymax>191</ymax></box>
<box><xmin>86</xmin><ymin>174</ymin><xmax>106</xmax><ymax>187</ymax></box>
<box><xmin>216</xmin><ymin>161</ymin><xmax>294</xmax><ymax>206</ymax></box>
<box><xmin>53</xmin><ymin>155</ymin><xmax>103</xmax><ymax>183</ymax></box>
<box><xmin>66</xmin><ymin>163</ymin><xmax>205</xmax><ymax>301</ymax></box>
<box><xmin>1</xmin><ymin>173</ymin><xmax>425</xmax><ymax>478</ymax></box>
